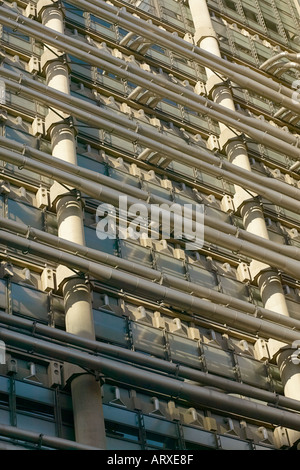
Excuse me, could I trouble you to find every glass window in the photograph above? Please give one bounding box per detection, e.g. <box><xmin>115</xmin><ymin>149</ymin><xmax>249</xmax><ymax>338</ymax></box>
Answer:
<box><xmin>0</xmin><ymin>408</ymin><xmax>11</xmax><ymax>426</ymax></box>
<box><xmin>155</xmin><ymin>254</ymin><xmax>186</xmax><ymax>279</ymax></box>
<box><xmin>96</xmin><ymin>70</ymin><xmax>125</xmax><ymax>93</ymax></box>
<box><xmin>69</xmin><ymin>55</ymin><xmax>93</xmax><ymax>80</ymax></box>
<box><xmin>183</xmin><ymin>425</ymin><xmax>217</xmax><ymax>448</ymax></box>
<box><xmin>16</xmin><ymin>397</ymin><xmax>55</xmax><ymax>419</ymax></box>
<box><xmin>104</xmin><ymin>134</ymin><xmax>134</xmax><ymax>153</ymax></box>
<box><xmin>16</xmin><ymin>413</ymin><xmax>57</xmax><ymax>436</ymax></box>
<box><xmin>144</xmin><ymin>416</ymin><xmax>178</xmax><ymax>437</ymax></box>
<box><xmin>15</xmin><ymin>382</ymin><xmax>54</xmax><ymax>405</ymax></box>
<box><xmin>219</xmin><ymin>276</ymin><xmax>249</xmax><ymax>301</ymax></box>
<box><xmin>11</xmin><ymin>283</ymin><xmax>49</xmax><ymax>322</ymax></box>
<box><xmin>131</xmin><ymin>322</ymin><xmax>165</xmax><ymax>358</ymax></box>
<box><xmin>219</xmin><ymin>435</ymin><xmax>252</xmax><ymax>450</ymax></box>
<box><xmin>108</xmin><ymin>168</ymin><xmax>140</xmax><ymax>187</ymax></box>
<box><xmin>168</xmin><ymin>333</ymin><xmax>201</xmax><ymax>369</ymax></box>
<box><xmin>203</xmin><ymin>344</ymin><xmax>236</xmax><ymax>379</ymax></box>
<box><xmin>5</xmin><ymin>126</ymin><xmax>37</xmax><ymax>147</ymax></box>
<box><xmin>142</xmin><ymin>182</ymin><xmax>172</xmax><ymax>201</ymax></box>
<box><xmin>187</xmin><ymin>264</ymin><xmax>218</xmax><ymax>289</ymax></box>
<box><xmin>90</xmin><ymin>15</ymin><xmax>116</xmax><ymax>39</ymax></box>
<box><xmin>2</xmin><ymin>27</ymin><xmax>32</xmax><ymax>52</ymax></box>
<box><xmin>103</xmin><ymin>405</ymin><xmax>138</xmax><ymax>426</ymax></box>
<box><xmin>106</xmin><ymin>437</ymin><xmax>142</xmax><ymax>450</ymax></box>
<box><xmin>236</xmin><ymin>355</ymin><xmax>269</xmax><ymax>388</ymax></box>
<box><xmin>119</xmin><ymin>241</ymin><xmax>152</xmax><ymax>267</ymax></box>
<box><xmin>0</xmin><ymin>376</ymin><xmax>9</xmax><ymax>393</ymax></box>
<box><xmin>93</xmin><ymin>310</ymin><xmax>128</xmax><ymax>345</ymax></box>
<box><xmin>77</xmin><ymin>155</ymin><xmax>106</xmax><ymax>174</ymax></box>
<box><xmin>63</xmin><ymin>2</ymin><xmax>86</xmax><ymax>26</ymax></box>
<box><xmin>84</xmin><ymin>226</ymin><xmax>117</xmax><ymax>254</ymax></box>
<box><xmin>7</xmin><ymin>199</ymin><xmax>43</xmax><ymax>230</ymax></box>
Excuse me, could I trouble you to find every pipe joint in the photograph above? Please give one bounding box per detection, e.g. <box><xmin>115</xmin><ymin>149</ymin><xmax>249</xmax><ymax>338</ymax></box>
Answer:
<box><xmin>205</xmin><ymin>74</ymin><xmax>231</xmax><ymax>99</ymax></box>
<box><xmin>63</xmin><ymin>363</ymin><xmax>98</xmax><ymax>388</ymax></box>
<box><xmin>41</xmin><ymin>49</ymin><xmax>71</xmax><ymax>75</ymax></box>
<box><xmin>49</xmin><ymin>181</ymin><xmax>81</xmax><ymax>209</ymax></box>
<box><xmin>55</xmin><ymin>264</ymin><xmax>86</xmax><ymax>292</ymax></box>
<box><xmin>194</xmin><ymin>27</ymin><xmax>218</xmax><ymax>47</ymax></box>
<box><xmin>249</xmin><ymin>260</ymin><xmax>274</xmax><ymax>284</ymax></box>
<box><xmin>45</xmin><ymin>111</ymin><xmax>77</xmax><ymax>137</ymax></box>
<box><xmin>219</xmin><ymin>127</ymin><xmax>243</xmax><ymax>152</ymax></box>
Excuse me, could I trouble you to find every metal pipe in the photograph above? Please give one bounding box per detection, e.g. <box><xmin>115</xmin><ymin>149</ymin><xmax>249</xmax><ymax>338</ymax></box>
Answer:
<box><xmin>0</xmin><ymin>423</ymin><xmax>102</xmax><ymax>450</ymax></box>
<box><xmin>1</xmin><ymin>135</ymin><xmax>300</xmax><ymax>264</ymax></box>
<box><xmin>2</xmin><ymin>310</ymin><xmax>300</xmax><ymax>414</ymax></box>
<box><xmin>260</xmin><ymin>52</ymin><xmax>300</xmax><ymax>70</ymax></box>
<box><xmin>2</xmin><ymin>1</ymin><xmax>298</xmax><ymax>111</ymax></box>
<box><xmin>1</xmin><ymin>12</ymin><xmax>300</xmax><ymax>156</ymax></box>
<box><xmin>68</xmin><ymin>0</ymin><xmax>300</xmax><ymax>105</ymax></box>
<box><xmin>1</xmin><ymin>118</ymin><xmax>299</xmax><ymax>210</ymax></box>
<box><xmin>1</xmin><ymin>215</ymin><xmax>300</xmax><ymax>333</ymax></box>
<box><xmin>1</xmin><ymin>143</ymin><xmax>300</xmax><ymax>279</ymax></box>
<box><xmin>2</xmin><ymin>77</ymin><xmax>300</xmax><ymax>215</ymax></box>
<box><xmin>1</xmin><ymin>142</ymin><xmax>300</xmax><ymax>279</ymax></box>
<box><xmin>1</xmin><ymin>326</ymin><xmax>300</xmax><ymax>432</ymax></box>
<box><xmin>1</xmin><ymin>229</ymin><xmax>300</xmax><ymax>344</ymax></box>
<box><xmin>2</xmin><ymin>65</ymin><xmax>299</xmax><ymax>170</ymax></box>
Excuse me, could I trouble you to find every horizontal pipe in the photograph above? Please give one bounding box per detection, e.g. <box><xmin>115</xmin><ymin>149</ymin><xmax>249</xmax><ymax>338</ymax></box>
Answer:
<box><xmin>1</xmin><ymin>141</ymin><xmax>300</xmax><ymax>280</ymax></box>
<box><xmin>0</xmin><ymin>423</ymin><xmax>102</xmax><ymax>450</ymax></box>
<box><xmin>1</xmin><ymin>229</ymin><xmax>300</xmax><ymax>345</ymax></box>
<box><xmin>69</xmin><ymin>0</ymin><xmax>300</xmax><ymax>106</ymax></box>
<box><xmin>1</xmin><ymin>135</ymin><xmax>300</xmax><ymax>268</ymax></box>
<box><xmin>1</xmin><ymin>11</ymin><xmax>300</xmax><ymax>157</ymax></box>
<box><xmin>1</xmin><ymin>143</ymin><xmax>300</xmax><ymax>280</ymax></box>
<box><xmin>1</xmin><ymin>325</ymin><xmax>300</xmax><ymax>432</ymax></box>
<box><xmin>2</xmin><ymin>72</ymin><xmax>300</xmax><ymax>216</ymax></box>
<box><xmin>2</xmin><ymin>310</ymin><xmax>300</xmax><ymax>413</ymax></box>
<box><xmin>2</xmin><ymin>215</ymin><xmax>300</xmax><ymax>333</ymax></box>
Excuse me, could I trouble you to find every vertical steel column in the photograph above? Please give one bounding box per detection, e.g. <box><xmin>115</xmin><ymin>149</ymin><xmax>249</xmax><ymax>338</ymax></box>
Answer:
<box><xmin>37</xmin><ymin>0</ymin><xmax>106</xmax><ymax>448</ymax></box>
<box><xmin>188</xmin><ymin>0</ymin><xmax>300</xmax><ymax>445</ymax></box>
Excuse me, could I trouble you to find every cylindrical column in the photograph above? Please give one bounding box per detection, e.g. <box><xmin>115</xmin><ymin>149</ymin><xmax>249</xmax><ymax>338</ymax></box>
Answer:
<box><xmin>188</xmin><ymin>0</ymin><xmax>300</xmax><ymax>444</ymax></box>
<box><xmin>38</xmin><ymin>0</ymin><xmax>106</xmax><ymax>448</ymax></box>
<box><xmin>56</xmin><ymin>195</ymin><xmax>86</xmax><ymax>245</ymax></box>
<box><xmin>258</xmin><ymin>271</ymin><xmax>290</xmax><ymax>317</ymax></box>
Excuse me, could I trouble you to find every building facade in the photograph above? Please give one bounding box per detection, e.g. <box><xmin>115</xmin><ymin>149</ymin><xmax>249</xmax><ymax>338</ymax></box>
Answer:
<box><xmin>0</xmin><ymin>0</ymin><xmax>300</xmax><ymax>451</ymax></box>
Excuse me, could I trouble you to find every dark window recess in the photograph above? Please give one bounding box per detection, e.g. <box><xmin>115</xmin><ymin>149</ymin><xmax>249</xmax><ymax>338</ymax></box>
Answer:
<box><xmin>264</xmin><ymin>18</ymin><xmax>278</xmax><ymax>32</ymax></box>
<box><xmin>243</xmin><ymin>8</ymin><xmax>259</xmax><ymax>23</ymax></box>
<box><xmin>105</xmin><ymin>422</ymin><xmax>140</xmax><ymax>442</ymax></box>
<box><xmin>224</xmin><ymin>0</ymin><xmax>237</xmax><ymax>11</ymax></box>
<box><xmin>16</xmin><ymin>397</ymin><xmax>55</xmax><ymax>419</ymax></box>
<box><xmin>0</xmin><ymin>392</ymin><xmax>9</xmax><ymax>407</ymax></box>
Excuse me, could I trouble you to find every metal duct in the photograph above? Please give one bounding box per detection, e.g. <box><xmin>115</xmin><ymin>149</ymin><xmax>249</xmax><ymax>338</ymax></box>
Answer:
<box><xmin>1</xmin><ymin>229</ymin><xmax>300</xmax><ymax>344</ymax></box>
<box><xmin>0</xmin><ymin>423</ymin><xmax>102</xmax><ymax>450</ymax></box>
<box><xmin>1</xmin><ymin>310</ymin><xmax>300</xmax><ymax>413</ymax></box>
<box><xmin>1</xmin><ymin>135</ymin><xmax>300</xmax><ymax>267</ymax></box>
<box><xmin>0</xmin><ymin>10</ymin><xmax>300</xmax><ymax>156</ymax></box>
<box><xmin>1</xmin><ymin>74</ymin><xmax>300</xmax><ymax>214</ymax></box>
<box><xmin>0</xmin><ymin>143</ymin><xmax>300</xmax><ymax>278</ymax></box>
<box><xmin>69</xmin><ymin>0</ymin><xmax>300</xmax><ymax>105</ymax></box>
<box><xmin>1</xmin><ymin>216</ymin><xmax>300</xmax><ymax>332</ymax></box>
<box><xmin>1</xmin><ymin>326</ymin><xmax>300</xmax><ymax>432</ymax></box>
